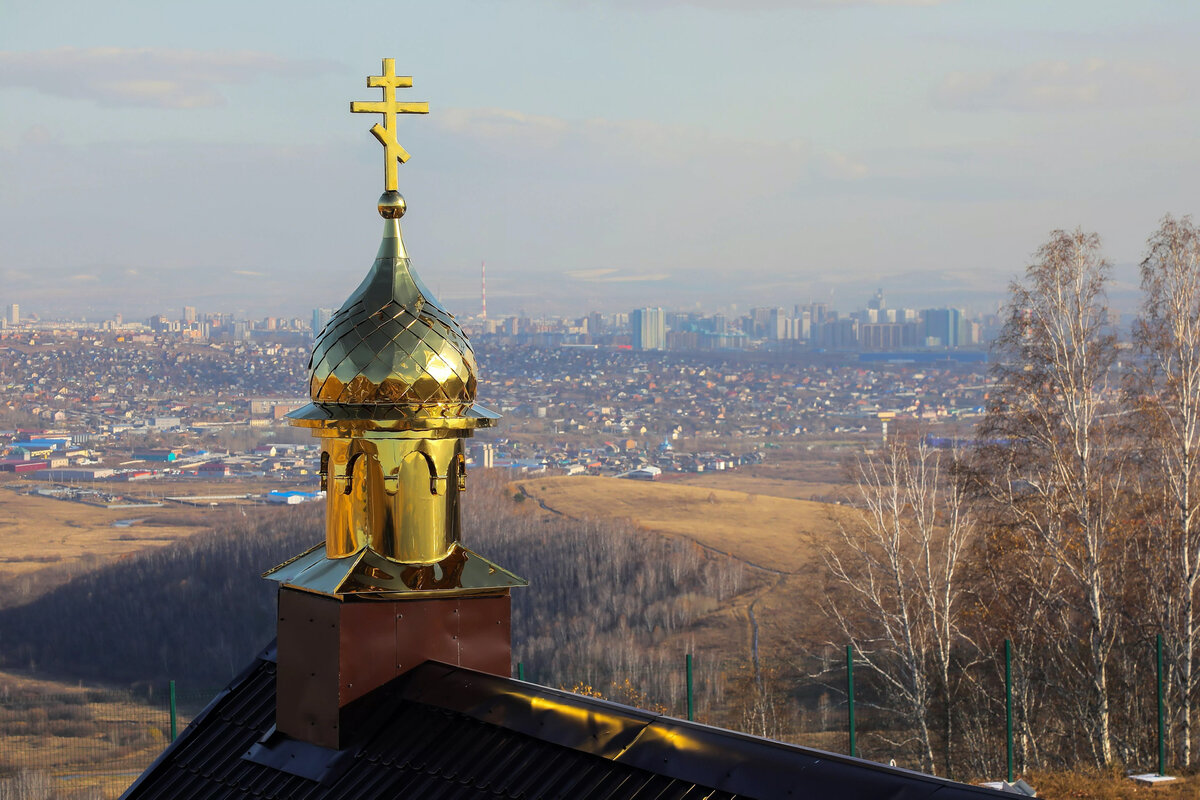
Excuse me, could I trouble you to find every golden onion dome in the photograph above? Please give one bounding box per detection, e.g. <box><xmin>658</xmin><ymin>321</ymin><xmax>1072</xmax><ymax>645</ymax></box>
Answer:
<box><xmin>288</xmin><ymin>192</ymin><xmax>497</xmax><ymax>431</ymax></box>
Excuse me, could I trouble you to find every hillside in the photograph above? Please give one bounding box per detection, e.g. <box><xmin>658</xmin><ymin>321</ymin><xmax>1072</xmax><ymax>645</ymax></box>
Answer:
<box><xmin>512</xmin><ymin>475</ymin><xmax>848</xmax><ymax>573</ymax></box>
<box><xmin>511</xmin><ymin>474</ymin><xmax>855</xmax><ymax>733</ymax></box>
<box><xmin>0</xmin><ymin>472</ymin><xmax>757</xmax><ymax>726</ymax></box>
<box><xmin>0</xmin><ymin>484</ymin><xmax>215</xmax><ymax>609</ymax></box>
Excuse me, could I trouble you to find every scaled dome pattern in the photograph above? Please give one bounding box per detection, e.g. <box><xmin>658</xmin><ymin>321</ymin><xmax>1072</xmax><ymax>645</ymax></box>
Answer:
<box><xmin>309</xmin><ymin>250</ymin><xmax>478</xmax><ymax>410</ymax></box>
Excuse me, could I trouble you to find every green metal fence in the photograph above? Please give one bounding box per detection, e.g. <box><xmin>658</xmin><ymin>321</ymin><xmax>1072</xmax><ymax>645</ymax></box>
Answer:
<box><xmin>0</xmin><ymin>638</ymin><xmax>1180</xmax><ymax>798</ymax></box>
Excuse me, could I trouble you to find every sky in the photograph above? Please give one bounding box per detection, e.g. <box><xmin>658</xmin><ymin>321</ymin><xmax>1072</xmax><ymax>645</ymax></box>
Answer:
<box><xmin>2</xmin><ymin>0</ymin><xmax>1199</xmax><ymax>321</ymax></box>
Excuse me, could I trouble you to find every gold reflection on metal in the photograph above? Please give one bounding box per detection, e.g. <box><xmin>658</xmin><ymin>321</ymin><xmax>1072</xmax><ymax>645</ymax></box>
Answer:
<box><xmin>350</xmin><ymin>58</ymin><xmax>428</xmax><ymax>193</ymax></box>
<box><xmin>272</xmin><ymin>61</ymin><xmax>523</xmax><ymax>600</ymax></box>
<box><xmin>301</xmin><ymin>210</ymin><xmax>483</xmax><ymax>411</ymax></box>
<box><xmin>321</xmin><ymin>435</ymin><xmax>464</xmax><ymax>564</ymax></box>
<box><xmin>264</xmin><ymin>541</ymin><xmax>526</xmax><ymax>598</ymax></box>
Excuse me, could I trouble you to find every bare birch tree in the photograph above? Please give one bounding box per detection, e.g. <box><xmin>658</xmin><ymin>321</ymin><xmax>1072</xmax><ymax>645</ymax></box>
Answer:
<box><xmin>825</xmin><ymin>439</ymin><xmax>975</xmax><ymax>775</ymax></box>
<box><xmin>978</xmin><ymin>229</ymin><xmax>1125</xmax><ymax>767</ymax></box>
<box><xmin>1135</xmin><ymin>215</ymin><xmax>1200</xmax><ymax>767</ymax></box>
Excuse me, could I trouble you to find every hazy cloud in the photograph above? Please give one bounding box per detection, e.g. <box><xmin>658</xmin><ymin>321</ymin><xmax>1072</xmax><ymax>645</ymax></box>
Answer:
<box><xmin>439</xmin><ymin>108</ymin><xmax>569</xmax><ymax>149</ymax></box>
<box><xmin>565</xmin><ymin>268</ymin><xmax>671</xmax><ymax>282</ymax></box>
<box><xmin>436</xmin><ymin>107</ymin><xmax>867</xmax><ymax>183</ymax></box>
<box><xmin>605</xmin><ymin>0</ymin><xmax>952</xmax><ymax>8</ymax></box>
<box><xmin>0</xmin><ymin>47</ymin><xmax>333</xmax><ymax>108</ymax></box>
<box><xmin>20</xmin><ymin>125</ymin><xmax>55</xmax><ymax>145</ymax></box>
<box><xmin>233</xmin><ymin>269</ymin><xmax>266</xmax><ymax>277</ymax></box>
<box><xmin>934</xmin><ymin>59</ymin><xmax>1186</xmax><ymax>111</ymax></box>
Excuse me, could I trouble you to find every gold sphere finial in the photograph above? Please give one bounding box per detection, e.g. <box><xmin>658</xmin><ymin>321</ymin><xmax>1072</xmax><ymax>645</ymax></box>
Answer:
<box><xmin>378</xmin><ymin>190</ymin><xmax>406</xmax><ymax>219</ymax></box>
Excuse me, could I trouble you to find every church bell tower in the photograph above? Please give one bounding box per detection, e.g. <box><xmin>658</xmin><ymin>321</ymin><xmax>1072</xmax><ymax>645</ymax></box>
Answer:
<box><xmin>264</xmin><ymin>60</ymin><xmax>525</xmax><ymax>749</ymax></box>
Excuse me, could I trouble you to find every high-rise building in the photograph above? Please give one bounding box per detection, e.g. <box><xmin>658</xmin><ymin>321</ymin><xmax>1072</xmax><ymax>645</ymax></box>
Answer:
<box><xmin>311</xmin><ymin>307</ymin><xmax>335</xmax><ymax>337</ymax></box>
<box><xmin>631</xmin><ymin>307</ymin><xmax>666</xmax><ymax>350</ymax></box>
<box><xmin>748</xmin><ymin>306</ymin><xmax>774</xmax><ymax>338</ymax></box>
<box><xmin>587</xmin><ymin>311</ymin><xmax>604</xmax><ymax>336</ymax></box>
<box><xmin>800</xmin><ymin>302</ymin><xmax>828</xmax><ymax>327</ymax></box>
<box><xmin>768</xmin><ymin>307</ymin><xmax>792</xmax><ymax>340</ymax></box>
<box><xmin>6</xmin><ymin>304</ymin><xmax>18</xmax><ymax>326</ymax></box>
<box><xmin>182</xmin><ymin>306</ymin><xmax>197</xmax><ymax>324</ymax></box>
<box><xmin>826</xmin><ymin>318</ymin><xmax>859</xmax><ymax>349</ymax></box>
<box><xmin>923</xmin><ymin>308</ymin><xmax>962</xmax><ymax>348</ymax></box>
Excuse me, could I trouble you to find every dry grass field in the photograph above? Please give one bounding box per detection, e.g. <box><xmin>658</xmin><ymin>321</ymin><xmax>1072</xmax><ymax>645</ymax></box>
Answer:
<box><xmin>512</xmin><ymin>475</ymin><xmax>848</xmax><ymax>573</ymax></box>
<box><xmin>511</xmin><ymin>474</ymin><xmax>855</xmax><ymax>674</ymax></box>
<box><xmin>1029</xmin><ymin>771</ymin><xmax>1197</xmax><ymax>799</ymax></box>
<box><xmin>0</xmin><ymin>667</ymin><xmax>192</xmax><ymax>799</ymax></box>
<box><xmin>672</xmin><ymin>472</ymin><xmax>847</xmax><ymax>503</ymax></box>
<box><xmin>672</xmin><ymin>457</ymin><xmax>854</xmax><ymax>504</ymax></box>
<box><xmin>0</xmin><ymin>486</ymin><xmax>210</xmax><ymax>579</ymax></box>
<box><xmin>0</xmin><ymin>474</ymin><xmax>317</xmax><ymax>605</ymax></box>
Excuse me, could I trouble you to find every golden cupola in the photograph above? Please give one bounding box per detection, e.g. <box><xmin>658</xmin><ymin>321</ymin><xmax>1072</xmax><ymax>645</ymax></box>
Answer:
<box><xmin>265</xmin><ymin>59</ymin><xmax>523</xmax><ymax>599</ymax></box>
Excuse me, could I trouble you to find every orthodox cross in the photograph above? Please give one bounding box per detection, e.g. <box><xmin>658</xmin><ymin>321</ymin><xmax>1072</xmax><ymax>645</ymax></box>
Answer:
<box><xmin>350</xmin><ymin>59</ymin><xmax>429</xmax><ymax>192</ymax></box>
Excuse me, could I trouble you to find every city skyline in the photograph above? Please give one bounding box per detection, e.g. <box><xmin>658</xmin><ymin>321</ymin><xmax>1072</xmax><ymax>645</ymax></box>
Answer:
<box><xmin>0</xmin><ymin>284</ymin><xmax>1134</xmax><ymax>334</ymax></box>
<box><xmin>3</xmin><ymin>1</ymin><xmax>1199</xmax><ymax>318</ymax></box>
<box><xmin>0</xmin><ymin>293</ymin><xmax>1020</xmax><ymax>357</ymax></box>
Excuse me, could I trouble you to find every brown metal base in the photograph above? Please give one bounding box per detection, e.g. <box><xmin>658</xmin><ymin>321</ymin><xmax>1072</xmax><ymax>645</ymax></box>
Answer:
<box><xmin>275</xmin><ymin>587</ymin><xmax>511</xmax><ymax>749</ymax></box>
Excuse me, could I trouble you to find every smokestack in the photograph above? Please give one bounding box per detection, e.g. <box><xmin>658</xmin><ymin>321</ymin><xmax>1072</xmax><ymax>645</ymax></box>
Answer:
<box><xmin>266</xmin><ymin>61</ymin><xmax>525</xmax><ymax>750</ymax></box>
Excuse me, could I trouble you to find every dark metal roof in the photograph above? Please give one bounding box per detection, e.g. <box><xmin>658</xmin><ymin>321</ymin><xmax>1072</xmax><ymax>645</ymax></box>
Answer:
<box><xmin>122</xmin><ymin>645</ymin><xmax>1009</xmax><ymax>800</ymax></box>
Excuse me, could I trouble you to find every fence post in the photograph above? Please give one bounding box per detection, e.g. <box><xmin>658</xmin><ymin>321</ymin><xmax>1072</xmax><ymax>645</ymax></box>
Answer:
<box><xmin>517</xmin><ymin>662</ymin><xmax>525</xmax><ymax>682</ymax></box>
<box><xmin>686</xmin><ymin>653</ymin><xmax>694</xmax><ymax>721</ymax></box>
<box><xmin>1005</xmin><ymin>639</ymin><xmax>1013</xmax><ymax>783</ymax></box>
<box><xmin>1158</xmin><ymin>633</ymin><xmax>1166</xmax><ymax>777</ymax></box>
<box><xmin>169</xmin><ymin>680</ymin><xmax>178</xmax><ymax>741</ymax></box>
<box><xmin>846</xmin><ymin>644</ymin><xmax>856</xmax><ymax>758</ymax></box>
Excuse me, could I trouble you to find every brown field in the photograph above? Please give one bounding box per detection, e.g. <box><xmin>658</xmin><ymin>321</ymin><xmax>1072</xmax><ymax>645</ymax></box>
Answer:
<box><xmin>0</xmin><ymin>486</ymin><xmax>210</xmax><ymax>579</ymax></box>
<box><xmin>512</xmin><ymin>475</ymin><xmax>848</xmax><ymax>573</ymax></box>
<box><xmin>0</xmin><ymin>668</ymin><xmax>194</xmax><ymax>799</ymax></box>
<box><xmin>1029</xmin><ymin>771</ymin><xmax>1196</xmax><ymax>799</ymax></box>
<box><xmin>670</xmin><ymin>448</ymin><xmax>857</xmax><ymax>503</ymax></box>
<box><xmin>0</xmin><ymin>474</ymin><xmax>316</xmax><ymax>576</ymax></box>
<box><xmin>0</xmin><ymin>476</ymin><xmax>314</xmax><ymax>609</ymax></box>
<box><xmin>671</xmin><ymin>470</ymin><xmax>849</xmax><ymax>504</ymax></box>
<box><xmin>511</xmin><ymin>474</ymin><xmax>855</xmax><ymax>675</ymax></box>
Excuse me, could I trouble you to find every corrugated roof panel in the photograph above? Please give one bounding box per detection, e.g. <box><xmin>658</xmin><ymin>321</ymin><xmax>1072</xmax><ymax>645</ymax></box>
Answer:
<box><xmin>418</xmin><ymin>715</ymin><xmax>503</xmax><ymax>779</ymax></box>
<box><xmin>376</xmin><ymin>707</ymin><xmax>460</xmax><ymax>771</ymax></box>
<box><xmin>132</xmin><ymin>765</ymin><xmax>192</xmax><ymax>800</ymax></box>
<box><xmin>461</xmin><ymin>724</ymin><xmax>534</xmax><ymax>789</ymax></box>
<box><xmin>537</xmin><ymin>758</ymin><xmax>609</xmax><ymax>800</ymax></box>
<box><xmin>644</xmin><ymin>778</ymin><xmax>713</xmax><ymax>800</ymax></box>
<box><xmin>396</xmin><ymin>769</ymin><xmax>470</xmax><ymax>800</ymax></box>
<box><xmin>241</xmin><ymin>764</ymin><xmax>319</xmax><ymax>799</ymax></box>
<box><xmin>578</xmin><ymin>768</ymin><xmax>651</xmax><ymax>800</ymax></box>
<box><xmin>212</xmin><ymin>663</ymin><xmax>273</xmax><ymax>722</ymax></box>
<box><xmin>684</xmin><ymin>787</ymin><xmax>736</xmax><ymax>800</ymax></box>
<box><xmin>325</xmin><ymin>760</ymin><xmax>404</xmax><ymax>799</ymax></box>
<box><xmin>486</xmin><ymin>736</ymin><xmax>568</xmax><ymax>795</ymax></box>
